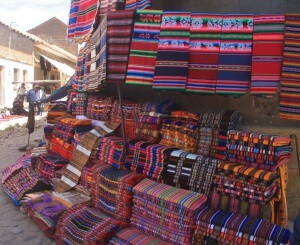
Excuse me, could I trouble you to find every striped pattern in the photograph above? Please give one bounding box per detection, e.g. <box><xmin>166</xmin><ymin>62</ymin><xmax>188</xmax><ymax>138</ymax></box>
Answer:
<box><xmin>186</xmin><ymin>14</ymin><xmax>222</xmax><ymax>94</ymax></box>
<box><xmin>125</xmin><ymin>0</ymin><xmax>152</xmax><ymax>10</ymax></box>
<box><xmin>72</xmin><ymin>45</ymin><xmax>88</xmax><ymax>92</ymax></box>
<box><xmin>153</xmin><ymin>11</ymin><xmax>191</xmax><ymax>91</ymax></box>
<box><xmin>98</xmin><ymin>0</ymin><xmax>118</xmax><ymax>16</ymax></box>
<box><xmin>279</xmin><ymin>14</ymin><xmax>300</xmax><ymax>120</ymax></box>
<box><xmin>251</xmin><ymin>15</ymin><xmax>285</xmax><ymax>97</ymax></box>
<box><xmin>125</xmin><ymin>10</ymin><xmax>162</xmax><ymax>86</ymax></box>
<box><xmin>216</xmin><ymin>15</ymin><xmax>254</xmax><ymax>96</ymax></box>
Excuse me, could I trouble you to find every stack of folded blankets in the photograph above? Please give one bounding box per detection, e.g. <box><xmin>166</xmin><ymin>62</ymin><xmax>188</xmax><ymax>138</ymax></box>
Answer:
<box><xmin>163</xmin><ymin>149</ymin><xmax>220</xmax><ymax>195</ymax></box>
<box><xmin>92</xmin><ymin>164</ymin><xmax>146</xmax><ymax>225</ymax></box>
<box><xmin>134</xmin><ymin>100</ymin><xmax>174</xmax><ymax>143</ymax></box>
<box><xmin>160</xmin><ymin>111</ymin><xmax>199</xmax><ymax>153</ymax></box>
<box><xmin>67</xmin><ymin>91</ymin><xmax>88</xmax><ymax>115</ymax></box>
<box><xmin>131</xmin><ymin>179</ymin><xmax>208</xmax><ymax>245</ymax></box>
<box><xmin>125</xmin><ymin>139</ymin><xmax>177</xmax><ymax>181</ymax></box>
<box><xmin>194</xmin><ymin>206</ymin><xmax>291</xmax><ymax>245</ymax></box>
<box><xmin>86</xmin><ymin>95</ymin><xmax>116</xmax><ymax>121</ymax></box>
<box><xmin>209</xmin><ymin>162</ymin><xmax>279</xmax><ymax>218</ymax></box>
<box><xmin>33</xmin><ymin>153</ymin><xmax>69</xmax><ymax>181</ymax></box>
<box><xmin>56</xmin><ymin>204</ymin><xmax>122</xmax><ymax>244</ymax></box>
<box><xmin>79</xmin><ymin>160</ymin><xmax>101</xmax><ymax>192</ymax></box>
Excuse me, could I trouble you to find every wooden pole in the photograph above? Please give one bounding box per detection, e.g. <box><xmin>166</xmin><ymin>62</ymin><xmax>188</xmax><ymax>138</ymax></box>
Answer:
<box><xmin>117</xmin><ymin>83</ymin><xmax>127</xmax><ymax>159</ymax></box>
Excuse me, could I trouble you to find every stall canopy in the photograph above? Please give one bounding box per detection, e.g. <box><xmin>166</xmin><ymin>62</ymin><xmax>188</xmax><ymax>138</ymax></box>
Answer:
<box><xmin>39</xmin><ymin>54</ymin><xmax>75</xmax><ymax>77</ymax></box>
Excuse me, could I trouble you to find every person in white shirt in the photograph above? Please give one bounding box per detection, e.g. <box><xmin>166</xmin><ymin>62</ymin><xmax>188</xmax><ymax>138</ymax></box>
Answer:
<box><xmin>17</xmin><ymin>83</ymin><xmax>26</xmax><ymax>101</ymax></box>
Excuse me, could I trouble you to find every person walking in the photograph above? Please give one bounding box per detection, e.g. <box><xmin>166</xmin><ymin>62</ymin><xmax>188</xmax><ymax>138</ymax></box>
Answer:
<box><xmin>25</xmin><ymin>84</ymin><xmax>43</xmax><ymax>116</ymax></box>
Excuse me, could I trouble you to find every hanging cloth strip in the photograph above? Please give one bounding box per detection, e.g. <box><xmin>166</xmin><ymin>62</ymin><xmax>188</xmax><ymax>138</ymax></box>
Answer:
<box><xmin>72</xmin><ymin>45</ymin><xmax>88</xmax><ymax>91</ymax></box>
<box><xmin>153</xmin><ymin>11</ymin><xmax>191</xmax><ymax>91</ymax></box>
<box><xmin>279</xmin><ymin>14</ymin><xmax>300</xmax><ymax>120</ymax></box>
<box><xmin>186</xmin><ymin>14</ymin><xmax>222</xmax><ymax>94</ymax></box>
<box><xmin>250</xmin><ymin>15</ymin><xmax>285</xmax><ymax>97</ymax></box>
<box><xmin>216</xmin><ymin>15</ymin><xmax>254</xmax><ymax>96</ymax></box>
<box><xmin>125</xmin><ymin>9</ymin><xmax>163</xmax><ymax>86</ymax></box>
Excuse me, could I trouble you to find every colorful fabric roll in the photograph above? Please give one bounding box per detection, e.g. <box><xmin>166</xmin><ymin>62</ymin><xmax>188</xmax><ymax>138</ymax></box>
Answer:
<box><xmin>250</xmin><ymin>15</ymin><xmax>285</xmax><ymax>97</ymax></box>
<box><xmin>107</xmin><ymin>10</ymin><xmax>135</xmax><ymax>83</ymax></box>
<box><xmin>153</xmin><ymin>11</ymin><xmax>191</xmax><ymax>91</ymax></box>
<box><xmin>216</xmin><ymin>15</ymin><xmax>253</xmax><ymax>96</ymax></box>
<box><xmin>125</xmin><ymin>0</ymin><xmax>152</xmax><ymax>10</ymax></box>
<box><xmin>67</xmin><ymin>0</ymin><xmax>99</xmax><ymax>41</ymax></box>
<box><xmin>131</xmin><ymin>178</ymin><xmax>207</xmax><ymax>245</ymax></box>
<box><xmin>125</xmin><ymin>10</ymin><xmax>162</xmax><ymax>86</ymax></box>
<box><xmin>56</xmin><ymin>204</ymin><xmax>122</xmax><ymax>245</ymax></box>
<box><xmin>84</xmin><ymin>15</ymin><xmax>107</xmax><ymax>92</ymax></box>
<box><xmin>163</xmin><ymin>150</ymin><xmax>220</xmax><ymax>195</ymax></box>
<box><xmin>194</xmin><ymin>206</ymin><xmax>291</xmax><ymax>245</ymax></box>
<box><xmin>109</xmin><ymin>228</ymin><xmax>167</xmax><ymax>245</ymax></box>
<box><xmin>86</xmin><ymin>95</ymin><xmax>115</xmax><ymax>121</ymax></box>
<box><xmin>279</xmin><ymin>14</ymin><xmax>300</xmax><ymax>120</ymax></box>
<box><xmin>186</xmin><ymin>14</ymin><xmax>222</xmax><ymax>94</ymax></box>
<box><xmin>92</xmin><ymin>164</ymin><xmax>146</xmax><ymax>224</ymax></box>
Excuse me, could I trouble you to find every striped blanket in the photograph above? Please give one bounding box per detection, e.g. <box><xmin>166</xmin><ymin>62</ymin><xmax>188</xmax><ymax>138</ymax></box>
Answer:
<box><xmin>125</xmin><ymin>0</ymin><xmax>152</xmax><ymax>10</ymax></box>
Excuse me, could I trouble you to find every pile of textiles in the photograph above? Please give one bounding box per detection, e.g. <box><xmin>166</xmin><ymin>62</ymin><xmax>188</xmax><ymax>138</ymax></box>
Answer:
<box><xmin>163</xmin><ymin>149</ymin><xmax>220</xmax><ymax>195</ymax></box>
<box><xmin>209</xmin><ymin>162</ymin><xmax>279</xmax><ymax>218</ymax></box>
<box><xmin>32</xmin><ymin>153</ymin><xmax>69</xmax><ymax>181</ymax></box>
<box><xmin>131</xmin><ymin>179</ymin><xmax>208</xmax><ymax>245</ymax></box>
<box><xmin>125</xmin><ymin>139</ymin><xmax>177</xmax><ymax>181</ymax></box>
<box><xmin>226</xmin><ymin>130</ymin><xmax>292</xmax><ymax>171</ymax></box>
<box><xmin>134</xmin><ymin>100</ymin><xmax>174</xmax><ymax>143</ymax></box>
<box><xmin>44</xmin><ymin>123</ymin><xmax>55</xmax><ymax>141</ymax></box>
<box><xmin>55</xmin><ymin>204</ymin><xmax>122</xmax><ymax>244</ymax></box>
<box><xmin>79</xmin><ymin>160</ymin><xmax>102</xmax><ymax>192</ymax></box>
<box><xmin>86</xmin><ymin>95</ymin><xmax>115</xmax><ymax>120</ymax></box>
<box><xmin>51</xmin><ymin>190</ymin><xmax>91</xmax><ymax>208</ymax></box>
<box><xmin>2</xmin><ymin>166</ymin><xmax>52</xmax><ymax>206</ymax></box>
<box><xmin>160</xmin><ymin>111</ymin><xmax>199</xmax><ymax>153</ymax></box>
<box><xmin>109</xmin><ymin>228</ymin><xmax>167</xmax><ymax>245</ymax></box>
<box><xmin>92</xmin><ymin>164</ymin><xmax>146</xmax><ymax>224</ymax></box>
<box><xmin>93</xmin><ymin>136</ymin><xmax>125</xmax><ymax>169</ymax></box>
<box><xmin>67</xmin><ymin>91</ymin><xmax>88</xmax><ymax>115</ymax></box>
<box><xmin>24</xmin><ymin>193</ymin><xmax>66</xmax><ymax>238</ymax></box>
<box><xmin>46</xmin><ymin>102</ymin><xmax>68</xmax><ymax>124</ymax></box>
<box><xmin>194</xmin><ymin>206</ymin><xmax>291</xmax><ymax>245</ymax></box>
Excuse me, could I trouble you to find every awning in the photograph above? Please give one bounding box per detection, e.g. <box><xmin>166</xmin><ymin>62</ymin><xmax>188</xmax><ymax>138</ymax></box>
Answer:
<box><xmin>40</xmin><ymin>54</ymin><xmax>75</xmax><ymax>77</ymax></box>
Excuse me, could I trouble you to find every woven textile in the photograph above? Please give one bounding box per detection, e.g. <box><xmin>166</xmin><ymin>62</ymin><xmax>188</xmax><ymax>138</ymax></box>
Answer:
<box><xmin>141</xmin><ymin>99</ymin><xmax>174</xmax><ymax>113</ymax></box>
<box><xmin>186</xmin><ymin>14</ymin><xmax>222</xmax><ymax>94</ymax></box>
<box><xmin>72</xmin><ymin>45</ymin><xmax>88</xmax><ymax>91</ymax></box>
<box><xmin>98</xmin><ymin>0</ymin><xmax>118</xmax><ymax>16</ymax></box>
<box><xmin>250</xmin><ymin>15</ymin><xmax>285</xmax><ymax>97</ymax></box>
<box><xmin>107</xmin><ymin>10</ymin><xmax>135</xmax><ymax>83</ymax></box>
<box><xmin>279</xmin><ymin>14</ymin><xmax>300</xmax><ymax>120</ymax></box>
<box><xmin>67</xmin><ymin>0</ymin><xmax>99</xmax><ymax>41</ymax></box>
<box><xmin>84</xmin><ymin>15</ymin><xmax>107</xmax><ymax>92</ymax></box>
<box><xmin>125</xmin><ymin>140</ymin><xmax>177</xmax><ymax>181</ymax></box>
<box><xmin>131</xmin><ymin>178</ymin><xmax>207</xmax><ymax>245</ymax></box>
<box><xmin>153</xmin><ymin>11</ymin><xmax>191</xmax><ymax>91</ymax></box>
<box><xmin>194</xmin><ymin>206</ymin><xmax>291</xmax><ymax>245</ymax></box>
<box><xmin>56</xmin><ymin>204</ymin><xmax>122</xmax><ymax>245</ymax></box>
<box><xmin>125</xmin><ymin>10</ymin><xmax>162</xmax><ymax>86</ymax></box>
<box><xmin>125</xmin><ymin>0</ymin><xmax>152</xmax><ymax>10</ymax></box>
<box><xmin>67</xmin><ymin>91</ymin><xmax>88</xmax><ymax>115</ymax></box>
<box><xmin>50</xmin><ymin>137</ymin><xmax>75</xmax><ymax>161</ymax></box>
<box><xmin>163</xmin><ymin>150</ymin><xmax>220</xmax><ymax>195</ymax></box>
<box><xmin>92</xmin><ymin>164</ymin><xmax>146</xmax><ymax>224</ymax></box>
<box><xmin>216</xmin><ymin>15</ymin><xmax>253</xmax><ymax>96</ymax></box>
<box><xmin>109</xmin><ymin>228</ymin><xmax>167</xmax><ymax>245</ymax></box>
<box><xmin>86</xmin><ymin>95</ymin><xmax>115</xmax><ymax>120</ymax></box>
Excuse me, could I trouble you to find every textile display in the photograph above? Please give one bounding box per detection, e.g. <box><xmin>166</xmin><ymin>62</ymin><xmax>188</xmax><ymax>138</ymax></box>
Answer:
<box><xmin>32</xmin><ymin>153</ymin><xmax>69</xmax><ymax>181</ymax></box>
<box><xmin>216</xmin><ymin>15</ymin><xmax>254</xmax><ymax>96</ymax></box>
<box><xmin>56</xmin><ymin>204</ymin><xmax>122</xmax><ymax>245</ymax></box>
<box><xmin>92</xmin><ymin>164</ymin><xmax>146</xmax><ymax>224</ymax></box>
<box><xmin>125</xmin><ymin>140</ymin><xmax>177</xmax><ymax>181</ymax></box>
<box><xmin>125</xmin><ymin>9</ymin><xmax>163</xmax><ymax>86</ymax></box>
<box><xmin>84</xmin><ymin>15</ymin><xmax>107</xmax><ymax>92</ymax></box>
<box><xmin>250</xmin><ymin>15</ymin><xmax>285</xmax><ymax>97</ymax></box>
<box><xmin>54</xmin><ymin>126</ymin><xmax>112</xmax><ymax>193</ymax></box>
<box><xmin>50</xmin><ymin>137</ymin><xmax>75</xmax><ymax>161</ymax></box>
<box><xmin>152</xmin><ymin>11</ymin><xmax>191</xmax><ymax>91</ymax></box>
<box><xmin>131</xmin><ymin>178</ymin><xmax>207</xmax><ymax>245</ymax></box>
<box><xmin>73</xmin><ymin>45</ymin><xmax>88</xmax><ymax>91</ymax></box>
<box><xmin>79</xmin><ymin>160</ymin><xmax>101</xmax><ymax>192</ymax></box>
<box><xmin>107</xmin><ymin>10</ymin><xmax>135</xmax><ymax>83</ymax></box>
<box><xmin>186</xmin><ymin>14</ymin><xmax>222</xmax><ymax>94</ymax></box>
<box><xmin>194</xmin><ymin>206</ymin><xmax>291</xmax><ymax>245</ymax></box>
<box><xmin>86</xmin><ymin>95</ymin><xmax>115</xmax><ymax>121</ymax></box>
<box><xmin>109</xmin><ymin>228</ymin><xmax>167</xmax><ymax>245</ymax></box>
<box><xmin>279</xmin><ymin>14</ymin><xmax>300</xmax><ymax>120</ymax></box>
<box><xmin>125</xmin><ymin>0</ymin><xmax>152</xmax><ymax>10</ymax></box>
<box><xmin>163</xmin><ymin>149</ymin><xmax>220</xmax><ymax>195</ymax></box>
<box><xmin>51</xmin><ymin>189</ymin><xmax>91</xmax><ymax>208</ymax></box>
<box><xmin>98</xmin><ymin>0</ymin><xmax>118</xmax><ymax>16</ymax></box>
<box><xmin>226</xmin><ymin>130</ymin><xmax>292</xmax><ymax>171</ymax></box>
<box><xmin>67</xmin><ymin>0</ymin><xmax>99</xmax><ymax>41</ymax></box>
<box><xmin>141</xmin><ymin>99</ymin><xmax>174</xmax><ymax>114</ymax></box>
<box><xmin>67</xmin><ymin>91</ymin><xmax>88</xmax><ymax>115</ymax></box>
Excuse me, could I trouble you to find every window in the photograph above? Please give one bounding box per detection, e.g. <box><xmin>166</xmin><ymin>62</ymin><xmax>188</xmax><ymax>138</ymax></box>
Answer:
<box><xmin>23</xmin><ymin>70</ymin><xmax>28</xmax><ymax>81</ymax></box>
<box><xmin>13</xmin><ymin>68</ymin><xmax>19</xmax><ymax>82</ymax></box>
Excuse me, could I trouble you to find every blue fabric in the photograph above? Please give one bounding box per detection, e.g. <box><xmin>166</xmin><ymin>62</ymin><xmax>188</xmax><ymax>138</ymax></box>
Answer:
<box><xmin>291</xmin><ymin>210</ymin><xmax>300</xmax><ymax>245</ymax></box>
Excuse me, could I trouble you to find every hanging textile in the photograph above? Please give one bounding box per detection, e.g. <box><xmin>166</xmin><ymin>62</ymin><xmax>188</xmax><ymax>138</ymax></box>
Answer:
<box><xmin>98</xmin><ymin>0</ymin><xmax>118</xmax><ymax>16</ymax></box>
<box><xmin>250</xmin><ymin>15</ymin><xmax>285</xmax><ymax>97</ymax></box>
<box><xmin>107</xmin><ymin>10</ymin><xmax>135</xmax><ymax>83</ymax></box>
<box><xmin>153</xmin><ymin>11</ymin><xmax>191</xmax><ymax>91</ymax></box>
<box><xmin>186</xmin><ymin>14</ymin><xmax>222</xmax><ymax>94</ymax></box>
<box><xmin>125</xmin><ymin>9</ymin><xmax>163</xmax><ymax>86</ymax></box>
<box><xmin>216</xmin><ymin>15</ymin><xmax>254</xmax><ymax>96</ymax></box>
<box><xmin>72</xmin><ymin>45</ymin><xmax>88</xmax><ymax>91</ymax></box>
<box><xmin>279</xmin><ymin>14</ymin><xmax>300</xmax><ymax>120</ymax></box>
<box><xmin>125</xmin><ymin>0</ymin><xmax>152</xmax><ymax>10</ymax></box>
